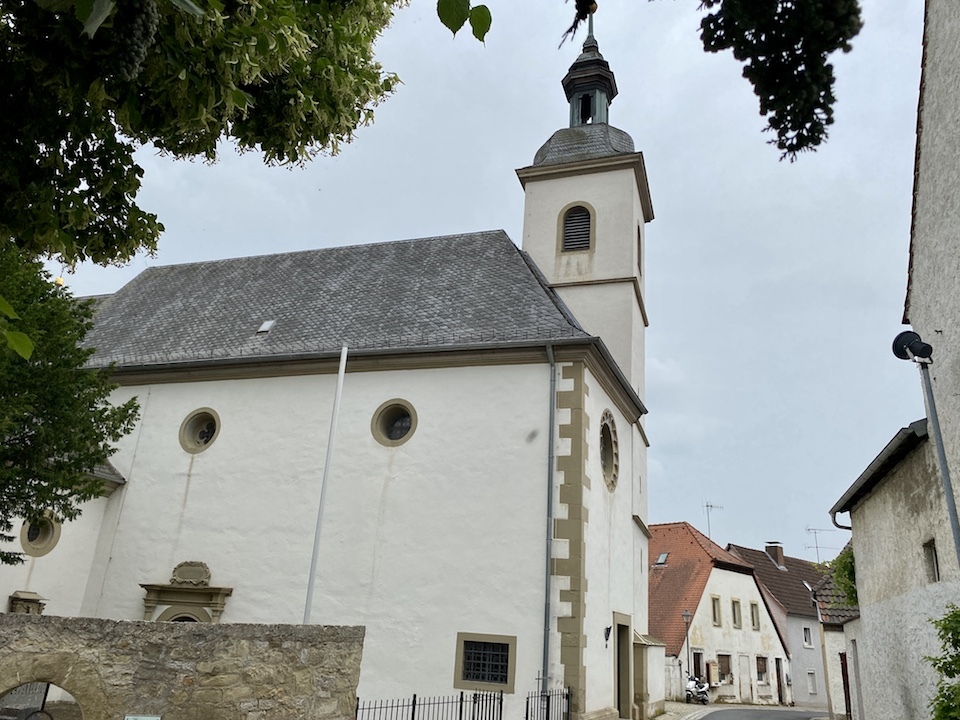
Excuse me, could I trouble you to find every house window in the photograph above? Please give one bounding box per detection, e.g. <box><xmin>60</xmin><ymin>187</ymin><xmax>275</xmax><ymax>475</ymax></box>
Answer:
<box><xmin>924</xmin><ymin>539</ymin><xmax>941</xmax><ymax>582</ymax></box>
<box><xmin>756</xmin><ymin>656</ymin><xmax>768</xmax><ymax>684</ymax></box>
<box><xmin>731</xmin><ymin>600</ymin><xmax>742</xmax><ymax>628</ymax></box>
<box><xmin>806</xmin><ymin>670</ymin><xmax>817</xmax><ymax>694</ymax></box>
<box><xmin>655</xmin><ymin>552</ymin><xmax>669</xmax><ymax>566</ymax></box>
<box><xmin>750</xmin><ymin>602</ymin><xmax>760</xmax><ymax>631</ymax></box>
<box><xmin>717</xmin><ymin>654</ymin><xmax>732</xmax><ymax>684</ymax></box>
<box><xmin>453</xmin><ymin>632</ymin><xmax>517</xmax><ymax>694</ymax></box>
<box><xmin>711</xmin><ymin>596</ymin><xmax>722</xmax><ymax>626</ymax></box>
<box><xmin>562</xmin><ymin>206</ymin><xmax>591</xmax><ymax>251</ymax></box>
<box><xmin>802</xmin><ymin>626</ymin><xmax>813</xmax><ymax>648</ymax></box>
<box><xmin>693</xmin><ymin>651</ymin><xmax>704</xmax><ymax>681</ymax></box>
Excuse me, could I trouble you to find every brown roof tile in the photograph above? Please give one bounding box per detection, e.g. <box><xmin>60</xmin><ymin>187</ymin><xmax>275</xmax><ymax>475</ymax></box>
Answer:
<box><xmin>648</xmin><ymin>522</ymin><xmax>754</xmax><ymax>657</ymax></box>
<box><xmin>727</xmin><ymin>544</ymin><xmax>826</xmax><ymax>618</ymax></box>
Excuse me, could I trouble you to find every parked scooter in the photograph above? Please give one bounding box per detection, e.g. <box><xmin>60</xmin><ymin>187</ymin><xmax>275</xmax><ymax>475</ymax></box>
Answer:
<box><xmin>685</xmin><ymin>676</ymin><xmax>709</xmax><ymax>705</ymax></box>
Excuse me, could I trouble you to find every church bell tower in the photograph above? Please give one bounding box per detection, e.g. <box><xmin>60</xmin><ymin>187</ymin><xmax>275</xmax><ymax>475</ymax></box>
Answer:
<box><xmin>517</xmin><ymin>25</ymin><xmax>653</xmax><ymax>394</ymax></box>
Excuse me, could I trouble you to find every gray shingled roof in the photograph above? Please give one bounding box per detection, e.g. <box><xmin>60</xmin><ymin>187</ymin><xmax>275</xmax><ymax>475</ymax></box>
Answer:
<box><xmin>84</xmin><ymin>231</ymin><xmax>590</xmax><ymax>368</ymax></box>
<box><xmin>533</xmin><ymin>123</ymin><xmax>635</xmax><ymax>167</ymax></box>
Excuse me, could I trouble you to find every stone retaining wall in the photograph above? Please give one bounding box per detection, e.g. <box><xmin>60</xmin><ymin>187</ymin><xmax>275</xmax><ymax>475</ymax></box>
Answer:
<box><xmin>0</xmin><ymin>614</ymin><xmax>364</xmax><ymax>720</ymax></box>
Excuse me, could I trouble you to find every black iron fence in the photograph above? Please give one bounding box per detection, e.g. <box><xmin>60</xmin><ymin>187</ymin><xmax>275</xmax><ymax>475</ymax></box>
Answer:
<box><xmin>356</xmin><ymin>691</ymin><xmax>503</xmax><ymax>720</ymax></box>
<box><xmin>523</xmin><ymin>688</ymin><xmax>569</xmax><ymax>720</ymax></box>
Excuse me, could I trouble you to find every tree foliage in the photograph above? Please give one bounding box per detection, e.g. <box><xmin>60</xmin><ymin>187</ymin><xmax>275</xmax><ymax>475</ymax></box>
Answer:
<box><xmin>824</xmin><ymin>543</ymin><xmax>857</xmax><ymax>605</ymax></box>
<box><xmin>929</xmin><ymin>604</ymin><xmax>960</xmax><ymax>720</ymax></box>
<box><xmin>699</xmin><ymin>0</ymin><xmax>863</xmax><ymax>159</ymax></box>
<box><xmin>1</xmin><ymin>0</ymin><xmax>404</xmax><ymax>267</ymax></box>
<box><xmin>0</xmin><ymin>242</ymin><xmax>138</xmax><ymax>565</ymax></box>
<box><xmin>445</xmin><ymin>0</ymin><xmax>863</xmax><ymax>160</ymax></box>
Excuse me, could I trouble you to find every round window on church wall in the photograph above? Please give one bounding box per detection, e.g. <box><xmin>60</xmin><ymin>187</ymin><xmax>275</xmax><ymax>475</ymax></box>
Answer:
<box><xmin>372</xmin><ymin>399</ymin><xmax>417</xmax><ymax>447</ymax></box>
<box><xmin>179</xmin><ymin>408</ymin><xmax>221</xmax><ymax>454</ymax></box>
<box><xmin>600</xmin><ymin>410</ymin><xmax>619</xmax><ymax>492</ymax></box>
<box><xmin>20</xmin><ymin>514</ymin><xmax>62</xmax><ymax>557</ymax></box>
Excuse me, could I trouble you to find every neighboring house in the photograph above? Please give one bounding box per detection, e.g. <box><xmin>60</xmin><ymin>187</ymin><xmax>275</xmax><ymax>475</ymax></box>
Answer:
<box><xmin>826</xmin><ymin>3</ymin><xmax>960</xmax><ymax>719</ymax></box>
<box><xmin>726</xmin><ymin>543</ymin><xmax>829</xmax><ymax>711</ymax></box>
<box><xmin>829</xmin><ymin>419</ymin><xmax>957</xmax><ymax>720</ymax></box>
<box><xmin>648</xmin><ymin>523</ymin><xmax>788</xmax><ymax>706</ymax></box>
<box><xmin>812</xmin><ymin>570</ymin><xmax>860</xmax><ymax>720</ymax></box>
<box><xmin>0</xmin><ymin>32</ymin><xmax>665</xmax><ymax>720</ymax></box>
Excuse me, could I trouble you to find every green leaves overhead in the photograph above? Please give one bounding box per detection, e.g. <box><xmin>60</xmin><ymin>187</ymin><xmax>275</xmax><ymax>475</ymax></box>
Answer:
<box><xmin>698</xmin><ymin>0</ymin><xmax>863</xmax><ymax>160</ymax></box>
<box><xmin>437</xmin><ymin>0</ymin><xmax>469</xmax><ymax>35</ymax></box>
<box><xmin>469</xmin><ymin>4</ymin><xmax>491</xmax><ymax>42</ymax></box>
<box><xmin>437</xmin><ymin>0</ymin><xmax>490</xmax><ymax>41</ymax></box>
<box><xmin>0</xmin><ymin>293</ymin><xmax>34</xmax><ymax>360</ymax></box>
<box><xmin>3</xmin><ymin>0</ymin><xmax>404</xmax><ymax>266</ymax></box>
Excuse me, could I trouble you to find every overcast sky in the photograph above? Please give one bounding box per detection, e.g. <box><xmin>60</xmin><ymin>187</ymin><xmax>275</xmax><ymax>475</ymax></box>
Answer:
<box><xmin>57</xmin><ymin>0</ymin><xmax>927</xmax><ymax>563</ymax></box>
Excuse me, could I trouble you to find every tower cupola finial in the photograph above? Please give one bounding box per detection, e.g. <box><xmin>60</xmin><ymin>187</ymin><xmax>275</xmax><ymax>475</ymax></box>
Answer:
<box><xmin>561</xmin><ymin>16</ymin><xmax>618</xmax><ymax>127</ymax></box>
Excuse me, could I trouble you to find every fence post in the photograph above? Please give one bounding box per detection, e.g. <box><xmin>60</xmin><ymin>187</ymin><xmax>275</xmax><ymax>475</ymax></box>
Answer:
<box><xmin>459</xmin><ymin>691</ymin><xmax>464</xmax><ymax>720</ymax></box>
<box><xmin>355</xmin><ymin>696</ymin><xmax>360</xmax><ymax>720</ymax></box>
<box><xmin>497</xmin><ymin>691</ymin><xmax>503</xmax><ymax>720</ymax></box>
<box><xmin>411</xmin><ymin>694</ymin><xmax>417</xmax><ymax>720</ymax></box>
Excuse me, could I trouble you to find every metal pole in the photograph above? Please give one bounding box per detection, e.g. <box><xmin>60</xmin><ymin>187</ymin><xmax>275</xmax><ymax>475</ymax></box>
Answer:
<box><xmin>303</xmin><ymin>345</ymin><xmax>348</xmax><ymax>624</ymax></box>
<box><xmin>917</xmin><ymin>360</ymin><xmax>960</xmax><ymax>568</ymax></box>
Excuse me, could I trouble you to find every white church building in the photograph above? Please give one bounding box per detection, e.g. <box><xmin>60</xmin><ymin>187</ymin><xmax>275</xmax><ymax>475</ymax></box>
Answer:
<box><xmin>1</xmin><ymin>31</ymin><xmax>663</xmax><ymax>720</ymax></box>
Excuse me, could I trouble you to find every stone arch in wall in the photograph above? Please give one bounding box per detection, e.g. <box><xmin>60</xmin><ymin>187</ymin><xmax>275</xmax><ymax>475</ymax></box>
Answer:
<box><xmin>0</xmin><ymin>653</ymin><xmax>110</xmax><ymax>720</ymax></box>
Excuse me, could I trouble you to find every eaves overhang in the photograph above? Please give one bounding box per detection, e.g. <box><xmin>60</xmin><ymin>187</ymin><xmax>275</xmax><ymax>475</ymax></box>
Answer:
<box><xmin>516</xmin><ymin>152</ymin><xmax>654</xmax><ymax>223</ymax></box>
<box><xmin>830</xmin><ymin>418</ymin><xmax>928</xmax><ymax>516</ymax></box>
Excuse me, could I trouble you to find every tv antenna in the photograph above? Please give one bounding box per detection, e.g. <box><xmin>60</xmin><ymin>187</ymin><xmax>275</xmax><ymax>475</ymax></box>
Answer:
<box><xmin>705</xmin><ymin>501</ymin><xmax>724</xmax><ymax>539</ymax></box>
<box><xmin>805</xmin><ymin>526</ymin><xmax>836</xmax><ymax>563</ymax></box>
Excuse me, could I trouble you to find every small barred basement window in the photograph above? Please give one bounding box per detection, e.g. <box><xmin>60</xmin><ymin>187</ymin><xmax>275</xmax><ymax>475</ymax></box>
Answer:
<box><xmin>462</xmin><ymin>641</ymin><xmax>509</xmax><ymax>685</ymax></box>
<box><xmin>562</xmin><ymin>206</ymin><xmax>591</xmax><ymax>251</ymax></box>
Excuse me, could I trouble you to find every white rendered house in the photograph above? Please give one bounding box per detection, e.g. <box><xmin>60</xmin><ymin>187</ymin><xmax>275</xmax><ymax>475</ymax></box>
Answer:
<box><xmin>648</xmin><ymin>523</ymin><xmax>789</xmax><ymax>706</ymax></box>
<box><xmin>1</xmin><ymin>31</ymin><xmax>663</xmax><ymax>720</ymax></box>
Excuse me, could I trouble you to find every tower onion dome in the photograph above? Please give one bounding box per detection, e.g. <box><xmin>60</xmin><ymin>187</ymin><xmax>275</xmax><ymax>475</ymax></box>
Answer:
<box><xmin>533</xmin><ymin>31</ymin><xmax>635</xmax><ymax>167</ymax></box>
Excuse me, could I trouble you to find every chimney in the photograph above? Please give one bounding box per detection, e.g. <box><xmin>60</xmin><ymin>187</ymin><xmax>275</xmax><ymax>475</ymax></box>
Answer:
<box><xmin>766</xmin><ymin>543</ymin><xmax>785</xmax><ymax>568</ymax></box>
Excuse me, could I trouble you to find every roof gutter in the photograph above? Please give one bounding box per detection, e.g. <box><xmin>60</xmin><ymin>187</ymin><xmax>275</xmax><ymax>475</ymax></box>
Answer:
<box><xmin>829</xmin><ymin>419</ymin><xmax>928</xmax><ymax>529</ymax></box>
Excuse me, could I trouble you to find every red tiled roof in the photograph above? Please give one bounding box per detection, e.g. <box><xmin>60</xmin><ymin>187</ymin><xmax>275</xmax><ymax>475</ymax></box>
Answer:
<box><xmin>648</xmin><ymin>522</ymin><xmax>754</xmax><ymax>657</ymax></box>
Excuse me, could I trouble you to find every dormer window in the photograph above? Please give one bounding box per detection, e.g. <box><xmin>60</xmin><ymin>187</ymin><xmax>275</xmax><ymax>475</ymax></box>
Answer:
<box><xmin>562</xmin><ymin>206</ymin><xmax>591</xmax><ymax>251</ymax></box>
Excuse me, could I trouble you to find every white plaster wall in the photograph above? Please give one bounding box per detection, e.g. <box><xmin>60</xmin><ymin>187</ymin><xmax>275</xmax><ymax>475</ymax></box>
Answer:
<box><xmin>679</xmin><ymin>569</ymin><xmax>786</xmax><ymax>705</ymax></box>
<box><xmin>843</xmin><ymin>619</ymin><xmax>865</xmax><ymax>720</ymax></box>
<box><xmin>907</xmin><ymin>1</ymin><xmax>960</xmax><ymax>532</ymax></box>
<box><xmin>822</xmin><ymin>627</ymin><xmax>849</xmax><ymax>718</ymax></box>
<box><xmin>520</xmin><ymin>166</ymin><xmax>647</xmax><ymax>392</ymax></box>
<box><xmin>848</xmin><ymin>435</ymin><xmax>959</xmax><ymax>720</ymax></box>
<box><xmin>16</xmin><ymin>362</ymin><xmax>554</xmax><ymax>715</ymax></box>
<box><xmin>521</xmin><ymin>167</ymin><xmax>644</xmax><ymax>285</ymax></box>
<box><xmin>0</xmin><ymin>496</ymin><xmax>113</xmax><ymax>618</ymax></box>
<box><xmin>581</xmin><ymin>367</ymin><xmax>647</xmax><ymax>715</ymax></box>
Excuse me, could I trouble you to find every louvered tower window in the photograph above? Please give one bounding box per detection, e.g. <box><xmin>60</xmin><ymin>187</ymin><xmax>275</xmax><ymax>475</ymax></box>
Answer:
<box><xmin>562</xmin><ymin>206</ymin><xmax>591</xmax><ymax>251</ymax></box>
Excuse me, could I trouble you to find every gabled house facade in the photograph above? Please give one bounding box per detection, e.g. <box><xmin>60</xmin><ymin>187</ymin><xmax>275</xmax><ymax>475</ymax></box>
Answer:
<box><xmin>829</xmin><ymin>419</ymin><xmax>956</xmax><ymax>720</ymax></box>
<box><xmin>0</xmin><ymin>32</ymin><xmax>666</xmax><ymax>720</ymax></box>
<box><xmin>648</xmin><ymin>523</ymin><xmax>788</xmax><ymax>706</ymax></box>
<box><xmin>726</xmin><ymin>543</ymin><xmax>829</xmax><ymax>711</ymax></box>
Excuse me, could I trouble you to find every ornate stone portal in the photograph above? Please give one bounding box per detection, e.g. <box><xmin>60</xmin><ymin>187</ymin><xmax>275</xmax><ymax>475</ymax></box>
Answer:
<box><xmin>140</xmin><ymin>561</ymin><xmax>233</xmax><ymax>623</ymax></box>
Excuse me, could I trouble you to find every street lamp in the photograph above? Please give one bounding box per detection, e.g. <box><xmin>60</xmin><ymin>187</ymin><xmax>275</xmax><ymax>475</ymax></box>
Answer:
<box><xmin>892</xmin><ymin>331</ymin><xmax>960</xmax><ymax>567</ymax></box>
<box><xmin>680</xmin><ymin>609</ymin><xmax>692</xmax><ymax>680</ymax></box>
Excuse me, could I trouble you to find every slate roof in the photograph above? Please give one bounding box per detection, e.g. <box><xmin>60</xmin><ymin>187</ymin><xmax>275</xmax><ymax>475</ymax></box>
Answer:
<box><xmin>532</xmin><ymin>124</ymin><xmax>635</xmax><ymax>167</ymax></box>
<box><xmin>83</xmin><ymin>231</ymin><xmax>592</xmax><ymax>369</ymax></box>
<box><xmin>648</xmin><ymin>522</ymin><xmax>755</xmax><ymax>657</ymax></box>
<box><xmin>726</xmin><ymin>544</ymin><xmax>826</xmax><ymax>618</ymax></box>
